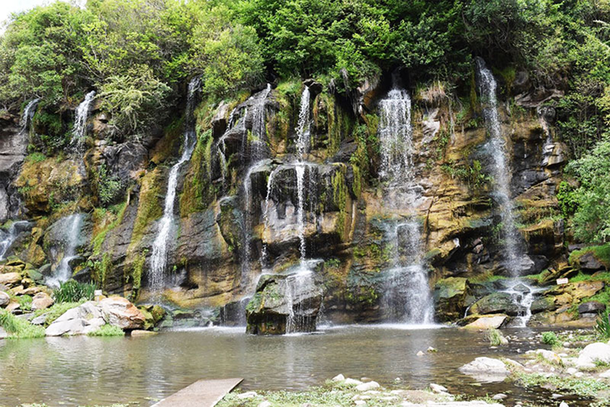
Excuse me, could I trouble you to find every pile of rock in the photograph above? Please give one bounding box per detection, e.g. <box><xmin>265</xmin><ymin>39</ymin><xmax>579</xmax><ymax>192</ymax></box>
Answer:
<box><xmin>44</xmin><ymin>297</ymin><xmax>146</xmax><ymax>336</ymax></box>
<box><xmin>0</xmin><ymin>260</ymin><xmax>54</xmax><ymax>314</ymax></box>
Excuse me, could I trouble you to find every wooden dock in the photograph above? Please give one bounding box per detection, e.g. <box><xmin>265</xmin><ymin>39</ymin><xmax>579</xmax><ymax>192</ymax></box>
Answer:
<box><xmin>153</xmin><ymin>378</ymin><xmax>243</xmax><ymax>407</ymax></box>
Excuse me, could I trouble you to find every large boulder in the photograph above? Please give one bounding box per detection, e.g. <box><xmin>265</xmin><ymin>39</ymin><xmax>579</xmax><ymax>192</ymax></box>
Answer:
<box><xmin>578</xmin><ymin>252</ymin><xmax>606</xmax><ymax>272</ymax></box>
<box><xmin>434</xmin><ymin>277</ymin><xmax>470</xmax><ymax>322</ymax></box>
<box><xmin>100</xmin><ymin>296</ymin><xmax>145</xmax><ymax>329</ymax></box>
<box><xmin>470</xmin><ymin>292</ymin><xmax>520</xmax><ymax>316</ymax></box>
<box><xmin>45</xmin><ymin>302</ymin><xmax>106</xmax><ymax>336</ymax></box>
<box><xmin>246</xmin><ymin>266</ymin><xmax>323</xmax><ymax>335</ymax></box>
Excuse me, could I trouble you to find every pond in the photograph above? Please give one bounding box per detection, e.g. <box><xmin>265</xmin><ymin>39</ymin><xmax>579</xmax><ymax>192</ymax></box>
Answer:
<box><xmin>0</xmin><ymin>325</ymin><xmax>584</xmax><ymax>406</ymax></box>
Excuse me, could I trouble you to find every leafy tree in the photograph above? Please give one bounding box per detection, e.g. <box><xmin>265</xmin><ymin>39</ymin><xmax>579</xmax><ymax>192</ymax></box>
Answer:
<box><xmin>564</xmin><ymin>139</ymin><xmax>610</xmax><ymax>243</ymax></box>
<box><xmin>98</xmin><ymin>67</ymin><xmax>171</xmax><ymax>135</ymax></box>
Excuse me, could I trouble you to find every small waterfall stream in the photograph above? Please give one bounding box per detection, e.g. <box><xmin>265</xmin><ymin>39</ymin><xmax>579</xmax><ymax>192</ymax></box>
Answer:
<box><xmin>0</xmin><ymin>221</ymin><xmax>30</xmax><ymax>261</ymax></box>
<box><xmin>47</xmin><ymin>213</ymin><xmax>84</xmax><ymax>288</ymax></box>
<box><xmin>378</xmin><ymin>88</ymin><xmax>434</xmax><ymax>325</ymax></box>
<box><xmin>71</xmin><ymin>91</ymin><xmax>96</xmax><ymax>149</ymax></box>
<box><xmin>20</xmin><ymin>98</ymin><xmax>41</xmax><ymax>134</ymax></box>
<box><xmin>476</xmin><ymin>59</ymin><xmax>524</xmax><ymax>274</ymax></box>
<box><xmin>149</xmin><ymin>78</ymin><xmax>200</xmax><ymax>296</ymax></box>
<box><xmin>477</xmin><ymin>59</ymin><xmax>536</xmax><ymax>327</ymax></box>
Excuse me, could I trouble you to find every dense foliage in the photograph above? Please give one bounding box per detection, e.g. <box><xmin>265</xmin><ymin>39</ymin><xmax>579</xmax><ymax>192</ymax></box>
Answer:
<box><xmin>1</xmin><ymin>0</ymin><xmax>610</xmax><ymax>244</ymax></box>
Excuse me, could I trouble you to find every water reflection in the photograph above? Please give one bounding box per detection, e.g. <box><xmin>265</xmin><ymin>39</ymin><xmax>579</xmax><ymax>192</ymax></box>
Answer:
<box><xmin>0</xmin><ymin>326</ymin><xmax>588</xmax><ymax>406</ymax></box>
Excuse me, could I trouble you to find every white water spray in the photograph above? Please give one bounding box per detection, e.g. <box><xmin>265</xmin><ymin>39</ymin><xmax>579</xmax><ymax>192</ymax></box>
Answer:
<box><xmin>71</xmin><ymin>91</ymin><xmax>96</xmax><ymax>149</ymax></box>
<box><xmin>378</xmin><ymin>88</ymin><xmax>433</xmax><ymax>325</ymax></box>
<box><xmin>47</xmin><ymin>214</ymin><xmax>84</xmax><ymax>288</ymax></box>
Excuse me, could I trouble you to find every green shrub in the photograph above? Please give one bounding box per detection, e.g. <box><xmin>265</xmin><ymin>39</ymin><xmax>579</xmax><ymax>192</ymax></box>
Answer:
<box><xmin>0</xmin><ymin>309</ymin><xmax>45</xmax><ymax>339</ymax></box>
<box><xmin>542</xmin><ymin>331</ymin><xmax>560</xmax><ymax>347</ymax></box>
<box><xmin>596</xmin><ymin>310</ymin><xmax>610</xmax><ymax>340</ymax></box>
<box><xmin>53</xmin><ymin>280</ymin><xmax>95</xmax><ymax>303</ymax></box>
<box><xmin>87</xmin><ymin>324</ymin><xmax>124</xmax><ymax>337</ymax></box>
<box><xmin>18</xmin><ymin>295</ymin><xmax>33</xmax><ymax>312</ymax></box>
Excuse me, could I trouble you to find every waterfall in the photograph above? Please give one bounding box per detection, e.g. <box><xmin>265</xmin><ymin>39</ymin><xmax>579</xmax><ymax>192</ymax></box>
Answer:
<box><xmin>149</xmin><ymin>78</ymin><xmax>200</xmax><ymax>296</ymax></box>
<box><xmin>250</xmin><ymin>84</ymin><xmax>272</xmax><ymax>162</ymax></box>
<box><xmin>20</xmin><ymin>98</ymin><xmax>41</xmax><ymax>134</ymax></box>
<box><xmin>71</xmin><ymin>91</ymin><xmax>96</xmax><ymax>149</ymax></box>
<box><xmin>47</xmin><ymin>214</ymin><xmax>84</xmax><ymax>288</ymax></box>
<box><xmin>379</xmin><ymin>89</ymin><xmax>414</xmax><ymax>190</ymax></box>
<box><xmin>295</xmin><ymin>86</ymin><xmax>311</xmax><ymax>160</ymax></box>
<box><xmin>477</xmin><ymin>59</ymin><xmax>539</xmax><ymax>326</ymax></box>
<box><xmin>378</xmin><ymin>88</ymin><xmax>434</xmax><ymax>325</ymax></box>
<box><xmin>0</xmin><ymin>221</ymin><xmax>30</xmax><ymax>261</ymax></box>
<box><xmin>476</xmin><ymin>59</ymin><xmax>524</xmax><ymax>275</ymax></box>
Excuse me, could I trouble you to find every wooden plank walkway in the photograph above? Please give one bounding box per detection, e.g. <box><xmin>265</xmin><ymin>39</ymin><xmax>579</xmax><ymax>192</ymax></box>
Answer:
<box><xmin>153</xmin><ymin>378</ymin><xmax>243</xmax><ymax>407</ymax></box>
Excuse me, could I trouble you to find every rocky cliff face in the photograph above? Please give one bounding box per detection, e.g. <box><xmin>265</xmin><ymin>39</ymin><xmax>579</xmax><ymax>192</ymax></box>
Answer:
<box><xmin>1</xmin><ymin>72</ymin><xmax>583</xmax><ymax>330</ymax></box>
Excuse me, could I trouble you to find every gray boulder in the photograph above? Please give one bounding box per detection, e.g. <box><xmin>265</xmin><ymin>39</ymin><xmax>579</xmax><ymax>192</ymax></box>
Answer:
<box><xmin>45</xmin><ymin>302</ymin><xmax>105</xmax><ymax>336</ymax></box>
<box><xmin>578</xmin><ymin>301</ymin><xmax>606</xmax><ymax>314</ymax></box>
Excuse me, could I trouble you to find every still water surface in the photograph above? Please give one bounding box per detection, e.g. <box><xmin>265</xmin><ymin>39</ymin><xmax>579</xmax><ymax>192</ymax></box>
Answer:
<box><xmin>0</xmin><ymin>325</ymin><xmax>577</xmax><ymax>406</ymax></box>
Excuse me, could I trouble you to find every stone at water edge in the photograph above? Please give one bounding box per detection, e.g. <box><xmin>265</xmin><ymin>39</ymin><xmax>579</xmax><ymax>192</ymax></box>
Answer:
<box><xmin>100</xmin><ymin>296</ymin><xmax>146</xmax><ymax>329</ymax></box>
<box><xmin>31</xmin><ymin>292</ymin><xmax>53</xmax><ymax>311</ymax></box>
<box><xmin>45</xmin><ymin>301</ymin><xmax>106</xmax><ymax>336</ymax></box>
<box><xmin>459</xmin><ymin>357</ymin><xmax>509</xmax><ymax>382</ymax></box>
<box><xmin>531</xmin><ymin>349</ymin><xmax>563</xmax><ymax>364</ymax></box>
<box><xmin>130</xmin><ymin>330</ymin><xmax>158</xmax><ymax>337</ymax></box>
<box><xmin>343</xmin><ymin>378</ymin><xmax>363</xmax><ymax>386</ymax></box>
<box><xmin>492</xmin><ymin>394</ymin><xmax>507</xmax><ymax>400</ymax></box>
<box><xmin>332</xmin><ymin>374</ymin><xmax>345</xmax><ymax>382</ymax></box>
<box><xmin>576</xmin><ymin>342</ymin><xmax>610</xmax><ymax>367</ymax></box>
<box><xmin>355</xmin><ymin>381</ymin><xmax>380</xmax><ymax>391</ymax></box>
<box><xmin>429</xmin><ymin>383</ymin><xmax>448</xmax><ymax>393</ymax></box>
<box><xmin>464</xmin><ymin>315</ymin><xmax>507</xmax><ymax>329</ymax></box>
<box><xmin>236</xmin><ymin>392</ymin><xmax>258</xmax><ymax>400</ymax></box>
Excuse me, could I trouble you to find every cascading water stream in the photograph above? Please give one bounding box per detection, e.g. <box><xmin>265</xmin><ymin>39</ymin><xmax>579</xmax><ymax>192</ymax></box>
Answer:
<box><xmin>0</xmin><ymin>221</ymin><xmax>30</xmax><ymax>261</ymax></box>
<box><xmin>476</xmin><ymin>59</ymin><xmax>523</xmax><ymax>274</ymax></box>
<box><xmin>71</xmin><ymin>91</ymin><xmax>96</xmax><ymax>149</ymax></box>
<box><xmin>477</xmin><ymin>59</ymin><xmax>536</xmax><ymax>327</ymax></box>
<box><xmin>20</xmin><ymin>98</ymin><xmax>41</xmax><ymax>134</ymax></box>
<box><xmin>47</xmin><ymin>213</ymin><xmax>84</xmax><ymax>288</ymax></box>
<box><xmin>149</xmin><ymin>78</ymin><xmax>200</xmax><ymax>297</ymax></box>
<box><xmin>378</xmin><ymin>88</ymin><xmax>434</xmax><ymax>325</ymax></box>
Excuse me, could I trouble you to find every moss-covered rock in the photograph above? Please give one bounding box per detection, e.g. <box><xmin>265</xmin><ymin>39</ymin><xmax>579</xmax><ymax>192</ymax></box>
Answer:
<box><xmin>434</xmin><ymin>277</ymin><xmax>471</xmax><ymax>321</ymax></box>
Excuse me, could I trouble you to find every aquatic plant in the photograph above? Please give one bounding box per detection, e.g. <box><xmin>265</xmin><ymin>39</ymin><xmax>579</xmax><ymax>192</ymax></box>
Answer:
<box><xmin>541</xmin><ymin>331</ymin><xmax>560</xmax><ymax>347</ymax></box>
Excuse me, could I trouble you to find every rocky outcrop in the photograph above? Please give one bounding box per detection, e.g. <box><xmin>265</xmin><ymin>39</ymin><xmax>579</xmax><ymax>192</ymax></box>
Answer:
<box><xmin>4</xmin><ymin>75</ymin><xmax>574</xmax><ymax>328</ymax></box>
<box><xmin>246</xmin><ymin>269</ymin><xmax>323</xmax><ymax>334</ymax></box>
<box><xmin>434</xmin><ymin>278</ymin><xmax>471</xmax><ymax>321</ymax></box>
<box><xmin>0</xmin><ymin>119</ymin><xmax>28</xmax><ymax>222</ymax></box>
<box><xmin>45</xmin><ymin>297</ymin><xmax>145</xmax><ymax>336</ymax></box>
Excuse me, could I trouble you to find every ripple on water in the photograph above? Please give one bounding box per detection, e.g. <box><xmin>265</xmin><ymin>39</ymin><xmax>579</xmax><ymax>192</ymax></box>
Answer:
<box><xmin>0</xmin><ymin>326</ymin><xmax>594</xmax><ymax>406</ymax></box>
